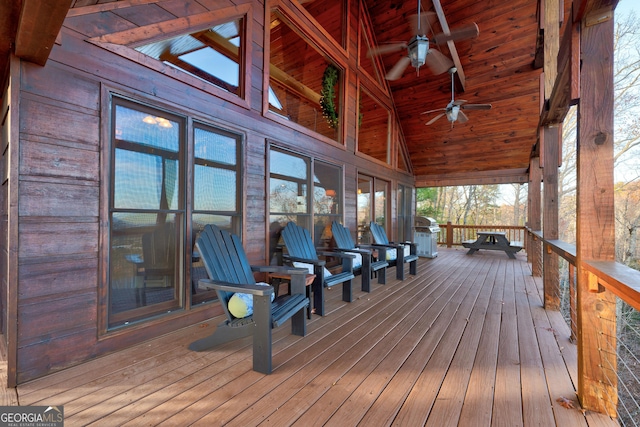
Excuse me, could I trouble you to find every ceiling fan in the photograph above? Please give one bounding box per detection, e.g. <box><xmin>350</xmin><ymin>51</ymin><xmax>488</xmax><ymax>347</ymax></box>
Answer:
<box><xmin>422</xmin><ymin>67</ymin><xmax>492</xmax><ymax>126</ymax></box>
<box><xmin>367</xmin><ymin>0</ymin><xmax>479</xmax><ymax>81</ymax></box>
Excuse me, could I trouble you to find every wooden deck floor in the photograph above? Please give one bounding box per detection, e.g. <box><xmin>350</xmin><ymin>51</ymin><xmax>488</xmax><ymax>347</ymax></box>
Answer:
<box><xmin>13</xmin><ymin>248</ymin><xmax>619</xmax><ymax>426</ymax></box>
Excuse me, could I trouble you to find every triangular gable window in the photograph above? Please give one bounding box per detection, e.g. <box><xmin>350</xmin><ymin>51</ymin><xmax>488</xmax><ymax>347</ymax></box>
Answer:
<box><xmin>135</xmin><ymin>18</ymin><xmax>244</xmax><ymax>96</ymax></box>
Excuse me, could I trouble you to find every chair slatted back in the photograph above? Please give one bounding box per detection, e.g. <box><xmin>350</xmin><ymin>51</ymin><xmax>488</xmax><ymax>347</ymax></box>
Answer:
<box><xmin>281</xmin><ymin>222</ymin><xmax>318</xmax><ymax>260</ymax></box>
<box><xmin>331</xmin><ymin>221</ymin><xmax>356</xmax><ymax>250</ymax></box>
<box><xmin>196</xmin><ymin>225</ymin><xmax>256</xmax><ymax>316</ymax></box>
<box><xmin>369</xmin><ymin>222</ymin><xmax>391</xmax><ymax>245</ymax></box>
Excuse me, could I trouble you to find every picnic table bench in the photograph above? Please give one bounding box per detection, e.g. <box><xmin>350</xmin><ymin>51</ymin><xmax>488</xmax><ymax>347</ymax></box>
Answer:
<box><xmin>462</xmin><ymin>231</ymin><xmax>523</xmax><ymax>259</ymax></box>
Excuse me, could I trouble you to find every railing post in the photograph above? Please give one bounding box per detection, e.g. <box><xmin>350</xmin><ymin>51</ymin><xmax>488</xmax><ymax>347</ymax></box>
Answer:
<box><xmin>446</xmin><ymin>221</ymin><xmax>453</xmax><ymax>248</ymax></box>
<box><xmin>543</xmin><ymin>125</ymin><xmax>560</xmax><ymax>311</ymax></box>
<box><xmin>575</xmin><ymin>12</ymin><xmax>617</xmax><ymax>417</ymax></box>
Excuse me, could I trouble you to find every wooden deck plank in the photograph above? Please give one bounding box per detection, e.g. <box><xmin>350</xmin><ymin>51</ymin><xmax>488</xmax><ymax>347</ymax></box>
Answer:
<box><xmin>420</xmin><ymin>257</ymin><xmax>502</xmax><ymax>427</ymax></box>
<box><xmin>9</xmin><ymin>249</ymin><xmax>619</xmax><ymax>427</ymax></box>
<box><xmin>492</xmin><ymin>257</ymin><xmax>524</xmax><ymax>426</ymax></box>
<box><xmin>349</xmin><ymin>253</ymin><xmax>486</xmax><ymax>426</ymax></box>
<box><xmin>457</xmin><ymin>256</ymin><xmax>506</xmax><ymax>425</ymax></box>
<box><xmin>514</xmin><ymin>259</ymin><xmax>557</xmax><ymax>427</ymax></box>
<box><xmin>260</xmin><ymin>250</ymin><xmax>466</xmax><ymax>426</ymax></box>
<box><xmin>158</xmin><ymin>265</ymin><xmax>436</xmax><ymax>426</ymax></box>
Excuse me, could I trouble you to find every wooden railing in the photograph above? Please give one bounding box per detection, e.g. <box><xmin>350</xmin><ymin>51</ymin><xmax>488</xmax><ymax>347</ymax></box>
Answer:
<box><xmin>437</xmin><ymin>222</ymin><xmax>526</xmax><ymax>247</ymax></box>
<box><xmin>526</xmin><ymin>228</ymin><xmax>640</xmax><ymax>422</ymax></box>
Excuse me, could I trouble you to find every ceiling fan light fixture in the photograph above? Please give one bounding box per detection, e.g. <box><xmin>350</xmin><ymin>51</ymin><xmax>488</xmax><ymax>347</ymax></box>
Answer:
<box><xmin>408</xmin><ymin>35</ymin><xmax>429</xmax><ymax>69</ymax></box>
<box><xmin>447</xmin><ymin>105</ymin><xmax>460</xmax><ymax>122</ymax></box>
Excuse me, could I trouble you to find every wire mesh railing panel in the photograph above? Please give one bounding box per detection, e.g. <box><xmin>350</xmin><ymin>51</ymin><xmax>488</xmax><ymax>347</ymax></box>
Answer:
<box><xmin>614</xmin><ymin>300</ymin><xmax>640</xmax><ymax>426</ymax></box>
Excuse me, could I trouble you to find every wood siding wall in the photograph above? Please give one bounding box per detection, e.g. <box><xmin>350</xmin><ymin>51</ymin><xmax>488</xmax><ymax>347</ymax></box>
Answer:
<box><xmin>8</xmin><ymin>0</ymin><xmax>414</xmax><ymax>384</ymax></box>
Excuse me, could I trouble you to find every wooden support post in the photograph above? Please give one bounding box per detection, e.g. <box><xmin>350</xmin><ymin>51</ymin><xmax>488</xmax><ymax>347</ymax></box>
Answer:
<box><xmin>576</xmin><ymin>13</ymin><xmax>617</xmax><ymax>417</ymax></box>
<box><xmin>446</xmin><ymin>221</ymin><xmax>453</xmax><ymax>248</ymax></box>
<box><xmin>543</xmin><ymin>126</ymin><xmax>560</xmax><ymax>310</ymax></box>
<box><xmin>528</xmin><ymin>156</ymin><xmax>542</xmax><ymax>276</ymax></box>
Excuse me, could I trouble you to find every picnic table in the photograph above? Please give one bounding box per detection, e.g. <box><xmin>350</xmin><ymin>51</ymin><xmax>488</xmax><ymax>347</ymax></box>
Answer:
<box><xmin>462</xmin><ymin>231</ymin><xmax>523</xmax><ymax>259</ymax></box>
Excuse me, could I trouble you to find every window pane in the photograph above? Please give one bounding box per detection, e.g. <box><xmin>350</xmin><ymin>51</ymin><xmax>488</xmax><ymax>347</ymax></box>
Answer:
<box><xmin>109</xmin><ymin>213</ymin><xmax>180</xmax><ymax>325</ymax></box>
<box><xmin>313</xmin><ymin>161</ymin><xmax>341</xmax><ymax>216</ymax></box>
<box><xmin>270</xmin><ymin>149</ymin><xmax>307</xmax><ymax>179</ymax></box>
<box><xmin>116</xmin><ymin>105</ymin><xmax>179</xmax><ymax>151</ymax></box>
<box><xmin>194</xmin><ymin>166</ymin><xmax>236</xmax><ymax>211</ymax></box>
<box><xmin>375</xmin><ymin>179</ymin><xmax>388</xmax><ymax>227</ymax></box>
<box><xmin>135</xmin><ymin>17</ymin><xmax>244</xmax><ymax>96</ymax></box>
<box><xmin>114</xmin><ymin>150</ymin><xmax>179</xmax><ymax>210</ymax></box>
<box><xmin>194</xmin><ymin>127</ymin><xmax>236</xmax><ymax>165</ymax></box>
<box><xmin>270</xmin><ymin>9</ymin><xmax>342</xmax><ymax>141</ymax></box>
<box><xmin>270</xmin><ymin>178</ymin><xmax>307</xmax><ymax>213</ymax></box>
<box><xmin>299</xmin><ymin>0</ymin><xmax>345</xmax><ymax>48</ymax></box>
<box><xmin>358</xmin><ymin>88</ymin><xmax>390</xmax><ymax>164</ymax></box>
<box><xmin>357</xmin><ymin>175</ymin><xmax>372</xmax><ymax>244</ymax></box>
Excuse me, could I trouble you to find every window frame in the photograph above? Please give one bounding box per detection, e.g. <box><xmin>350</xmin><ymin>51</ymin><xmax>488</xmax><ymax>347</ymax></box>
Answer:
<box><xmin>88</xmin><ymin>5</ymin><xmax>253</xmax><ymax>110</ymax></box>
<box><xmin>100</xmin><ymin>92</ymin><xmax>244</xmax><ymax>333</ymax></box>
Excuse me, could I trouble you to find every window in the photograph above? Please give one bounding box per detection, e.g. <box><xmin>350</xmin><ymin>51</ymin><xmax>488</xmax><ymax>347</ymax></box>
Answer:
<box><xmin>268</xmin><ymin>147</ymin><xmax>342</xmax><ymax>262</ymax></box>
<box><xmin>107</xmin><ymin>96</ymin><xmax>242</xmax><ymax>328</ymax></box>
<box><xmin>190</xmin><ymin>124</ymin><xmax>242</xmax><ymax>305</ymax></box>
<box><xmin>357</xmin><ymin>174</ymin><xmax>389</xmax><ymax>244</ymax></box>
<box><xmin>269</xmin><ymin>8</ymin><xmax>343</xmax><ymax>142</ymax></box>
<box><xmin>313</xmin><ymin>161</ymin><xmax>342</xmax><ymax>248</ymax></box>
<box><xmin>298</xmin><ymin>0</ymin><xmax>346</xmax><ymax>48</ymax></box>
<box><xmin>135</xmin><ymin>16</ymin><xmax>245</xmax><ymax>97</ymax></box>
<box><xmin>269</xmin><ymin>149</ymin><xmax>310</xmax><ymax>263</ymax></box>
<box><xmin>357</xmin><ymin>87</ymin><xmax>390</xmax><ymax>164</ymax></box>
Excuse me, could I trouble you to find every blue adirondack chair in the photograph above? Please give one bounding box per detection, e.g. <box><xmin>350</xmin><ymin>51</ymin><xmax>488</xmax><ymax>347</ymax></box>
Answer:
<box><xmin>188</xmin><ymin>224</ymin><xmax>309</xmax><ymax>375</ymax></box>
<box><xmin>369</xmin><ymin>221</ymin><xmax>419</xmax><ymax>280</ymax></box>
<box><xmin>280</xmin><ymin>222</ymin><xmax>355</xmax><ymax>316</ymax></box>
<box><xmin>331</xmin><ymin>221</ymin><xmax>388</xmax><ymax>292</ymax></box>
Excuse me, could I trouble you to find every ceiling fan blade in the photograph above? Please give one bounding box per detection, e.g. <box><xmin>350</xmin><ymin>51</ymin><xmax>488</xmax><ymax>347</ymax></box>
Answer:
<box><xmin>386</xmin><ymin>56</ymin><xmax>411</xmax><ymax>81</ymax></box>
<box><xmin>368</xmin><ymin>42</ymin><xmax>407</xmax><ymax>57</ymax></box>
<box><xmin>424</xmin><ymin>49</ymin><xmax>454</xmax><ymax>75</ymax></box>
<box><xmin>421</xmin><ymin>107</ymin><xmax>446</xmax><ymax>115</ymax></box>
<box><xmin>462</xmin><ymin>103</ymin><xmax>492</xmax><ymax>110</ymax></box>
<box><xmin>426</xmin><ymin>112</ymin><xmax>446</xmax><ymax>125</ymax></box>
<box><xmin>432</xmin><ymin>23</ymin><xmax>480</xmax><ymax>45</ymax></box>
<box><xmin>457</xmin><ymin>110</ymin><xmax>469</xmax><ymax>124</ymax></box>
<box><xmin>409</xmin><ymin>12</ymin><xmax>437</xmax><ymax>36</ymax></box>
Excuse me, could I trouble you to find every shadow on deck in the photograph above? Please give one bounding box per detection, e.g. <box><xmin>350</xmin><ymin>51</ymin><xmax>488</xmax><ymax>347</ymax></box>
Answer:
<box><xmin>13</xmin><ymin>248</ymin><xmax>619</xmax><ymax>426</ymax></box>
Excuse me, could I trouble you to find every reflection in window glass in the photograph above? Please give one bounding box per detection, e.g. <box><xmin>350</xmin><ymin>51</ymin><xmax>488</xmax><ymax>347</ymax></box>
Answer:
<box><xmin>299</xmin><ymin>0</ymin><xmax>345</xmax><ymax>48</ymax></box>
<box><xmin>375</xmin><ymin>179</ymin><xmax>388</xmax><ymax>227</ymax></box>
<box><xmin>110</xmin><ymin>102</ymin><xmax>184</xmax><ymax>327</ymax></box>
<box><xmin>269</xmin><ymin>148</ymin><xmax>311</xmax><ymax>263</ymax></box>
<box><xmin>358</xmin><ymin>88</ymin><xmax>390</xmax><ymax>164</ymax></box>
<box><xmin>135</xmin><ymin>17</ymin><xmax>244</xmax><ymax>96</ymax></box>
<box><xmin>359</xmin><ymin>20</ymin><xmax>383</xmax><ymax>84</ymax></box>
<box><xmin>269</xmin><ymin>9</ymin><xmax>342</xmax><ymax>142</ymax></box>
<box><xmin>191</xmin><ymin>124</ymin><xmax>242</xmax><ymax>305</ymax></box>
<box><xmin>314</xmin><ymin>161</ymin><xmax>342</xmax><ymax>247</ymax></box>
<box><xmin>108</xmin><ymin>98</ymin><xmax>243</xmax><ymax>327</ymax></box>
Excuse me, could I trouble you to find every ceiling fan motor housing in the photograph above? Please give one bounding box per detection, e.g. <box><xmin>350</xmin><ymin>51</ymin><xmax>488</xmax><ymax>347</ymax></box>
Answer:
<box><xmin>407</xmin><ymin>35</ymin><xmax>430</xmax><ymax>68</ymax></box>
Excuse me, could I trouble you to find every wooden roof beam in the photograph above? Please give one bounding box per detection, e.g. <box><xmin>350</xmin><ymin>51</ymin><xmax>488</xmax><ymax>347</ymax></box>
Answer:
<box><xmin>431</xmin><ymin>0</ymin><xmax>466</xmax><ymax>91</ymax></box>
<box><xmin>14</xmin><ymin>0</ymin><xmax>73</xmax><ymax>66</ymax></box>
<box><xmin>415</xmin><ymin>168</ymin><xmax>529</xmax><ymax>187</ymax></box>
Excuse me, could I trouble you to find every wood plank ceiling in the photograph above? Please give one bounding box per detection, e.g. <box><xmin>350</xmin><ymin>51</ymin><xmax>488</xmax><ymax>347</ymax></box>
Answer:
<box><xmin>363</xmin><ymin>0</ymin><xmax>542</xmax><ymax>186</ymax></box>
<box><xmin>0</xmin><ymin>0</ymin><xmax>543</xmax><ymax>187</ymax></box>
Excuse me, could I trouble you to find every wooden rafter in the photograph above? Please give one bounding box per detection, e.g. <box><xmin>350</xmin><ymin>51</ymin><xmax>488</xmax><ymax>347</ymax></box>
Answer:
<box><xmin>431</xmin><ymin>0</ymin><xmax>466</xmax><ymax>91</ymax></box>
<box><xmin>14</xmin><ymin>0</ymin><xmax>73</xmax><ymax>66</ymax></box>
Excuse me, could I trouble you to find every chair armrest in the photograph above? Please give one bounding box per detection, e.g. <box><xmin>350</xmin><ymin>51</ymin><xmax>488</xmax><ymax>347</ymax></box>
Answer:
<box><xmin>198</xmin><ymin>279</ymin><xmax>273</xmax><ymax>296</ymax></box>
<box><xmin>251</xmin><ymin>265</ymin><xmax>309</xmax><ymax>276</ymax></box>
<box><xmin>332</xmin><ymin>247</ymin><xmax>372</xmax><ymax>255</ymax></box>
<box><xmin>317</xmin><ymin>250</ymin><xmax>356</xmax><ymax>259</ymax></box>
<box><xmin>283</xmin><ymin>255</ymin><xmax>327</xmax><ymax>266</ymax></box>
